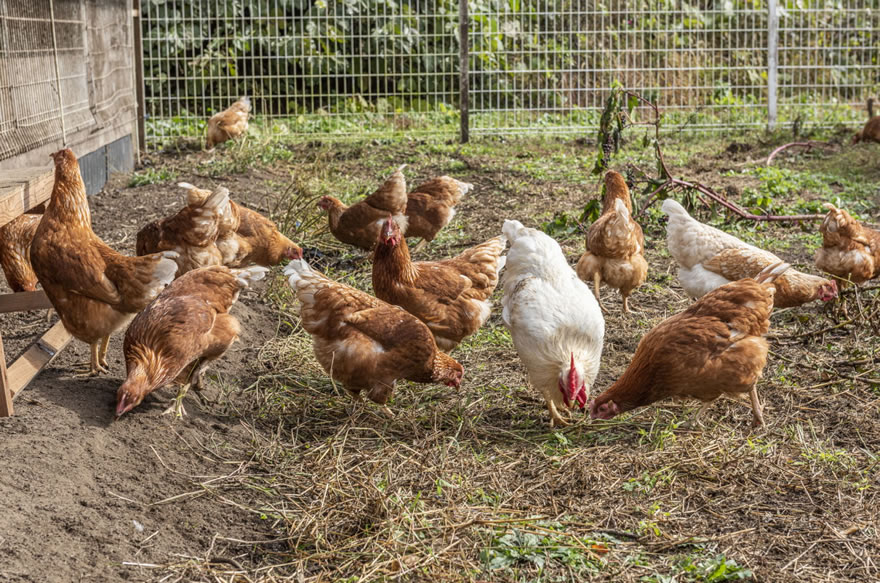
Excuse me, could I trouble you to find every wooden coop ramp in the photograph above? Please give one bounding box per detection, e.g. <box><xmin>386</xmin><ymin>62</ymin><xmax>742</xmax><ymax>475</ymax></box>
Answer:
<box><xmin>0</xmin><ymin>168</ymin><xmax>72</xmax><ymax>417</ymax></box>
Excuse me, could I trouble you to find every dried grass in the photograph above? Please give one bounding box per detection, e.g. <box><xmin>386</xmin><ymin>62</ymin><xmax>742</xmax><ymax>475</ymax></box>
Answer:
<box><xmin>134</xmin><ymin>136</ymin><xmax>879</xmax><ymax>583</ymax></box>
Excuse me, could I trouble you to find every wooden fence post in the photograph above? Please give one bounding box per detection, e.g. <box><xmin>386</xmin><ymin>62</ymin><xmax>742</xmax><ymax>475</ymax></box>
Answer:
<box><xmin>459</xmin><ymin>0</ymin><xmax>470</xmax><ymax>144</ymax></box>
<box><xmin>767</xmin><ymin>0</ymin><xmax>779</xmax><ymax>131</ymax></box>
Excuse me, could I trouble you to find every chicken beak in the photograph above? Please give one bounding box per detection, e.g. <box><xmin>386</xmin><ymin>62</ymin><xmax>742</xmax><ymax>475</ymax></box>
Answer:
<box><xmin>381</xmin><ymin>217</ymin><xmax>396</xmax><ymax>243</ymax></box>
<box><xmin>115</xmin><ymin>395</ymin><xmax>131</xmax><ymax>418</ymax></box>
<box><xmin>568</xmin><ymin>353</ymin><xmax>581</xmax><ymax>406</ymax></box>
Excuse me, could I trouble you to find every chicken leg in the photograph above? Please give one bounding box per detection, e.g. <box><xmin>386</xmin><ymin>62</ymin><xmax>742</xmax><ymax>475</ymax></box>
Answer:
<box><xmin>80</xmin><ymin>341</ymin><xmax>110</xmax><ymax>376</ymax></box>
<box><xmin>410</xmin><ymin>239</ymin><xmax>428</xmax><ymax>255</ymax></box>
<box><xmin>748</xmin><ymin>384</ymin><xmax>764</xmax><ymax>428</ymax></box>
<box><xmin>686</xmin><ymin>399</ymin><xmax>716</xmax><ymax>429</ymax></box>
<box><xmin>97</xmin><ymin>335</ymin><xmax>111</xmax><ymax>370</ymax></box>
<box><xmin>547</xmin><ymin>399</ymin><xmax>570</xmax><ymax>428</ymax></box>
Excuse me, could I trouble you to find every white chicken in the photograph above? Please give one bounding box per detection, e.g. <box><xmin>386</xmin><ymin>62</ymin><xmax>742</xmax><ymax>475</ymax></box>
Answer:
<box><xmin>500</xmin><ymin>220</ymin><xmax>605</xmax><ymax>427</ymax></box>
<box><xmin>662</xmin><ymin>199</ymin><xmax>837</xmax><ymax>308</ymax></box>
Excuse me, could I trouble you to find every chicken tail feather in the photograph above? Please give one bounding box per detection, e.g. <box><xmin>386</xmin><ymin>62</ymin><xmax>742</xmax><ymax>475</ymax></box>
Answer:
<box><xmin>661</xmin><ymin>198</ymin><xmax>689</xmax><ymax>219</ymax></box>
<box><xmin>755</xmin><ymin>261</ymin><xmax>791</xmax><ymax>284</ymax></box>
<box><xmin>232</xmin><ymin>265</ymin><xmax>269</xmax><ymax>287</ymax></box>
<box><xmin>502</xmin><ymin>219</ymin><xmax>525</xmax><ymax>243</ymax></box>
<box><xmin>154</xmin><ymin>253</ymin><xmax>180</xmax><ymax>286</ymax></box>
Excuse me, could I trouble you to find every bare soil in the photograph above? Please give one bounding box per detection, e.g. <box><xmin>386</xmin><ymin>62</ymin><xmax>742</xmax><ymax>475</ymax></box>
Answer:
<box><xmin>0</xmin><ymin>172</ymin><xmax>286</xmax><ymax>582</ymax></box>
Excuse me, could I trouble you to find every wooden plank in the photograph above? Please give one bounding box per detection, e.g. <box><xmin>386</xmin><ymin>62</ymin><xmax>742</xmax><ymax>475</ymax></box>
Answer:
<box><xmin>0</xmin><ymin>332</ymin><xmax>12</xmax><ymax>417</ymax></box>
<box><xmin>6</xmin><ymin>321</ymin><xmax>73</xmax><ymax>399</ymax></box>
<box><xmin>0</xmin><ymin>167</ymin><xmax>54</xmax><ymax>228</ymax></box>
<box><xmin>0</xmin><ymin>291</ymin><xmax>54</xmax><ymax>314</ymax></box>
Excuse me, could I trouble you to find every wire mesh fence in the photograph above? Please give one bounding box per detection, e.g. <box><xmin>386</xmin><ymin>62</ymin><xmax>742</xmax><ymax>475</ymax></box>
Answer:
<box><xmin>139</xmin><ymin>1</ymin><xmax>880</xmax><ymax>146</ymax></box>
<box><xmin>0</xmin><ymin>0</ymin><xmax>136</xmax><ymax>163</ymax></box>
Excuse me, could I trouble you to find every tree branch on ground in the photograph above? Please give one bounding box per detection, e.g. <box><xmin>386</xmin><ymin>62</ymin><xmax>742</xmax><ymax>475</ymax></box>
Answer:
<box><xmin>611</xmin><ymin>90</ymin><xmax>826</xmax><ymax>223</ymax></box>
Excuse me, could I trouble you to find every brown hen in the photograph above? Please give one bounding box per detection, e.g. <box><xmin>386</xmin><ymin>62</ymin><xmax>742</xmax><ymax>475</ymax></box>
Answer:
<box><xmin>285</xmin><ymin>259</ymin><xmax>463</xmax><ymax>415</ymax></box>
<box><xmin>815</xmin><ymin>203</ymin><xmax>880</xmax><ymax>285</ymax></box>
<box><xmin>116</xmin><ymin>265</ymin><xmax>267</xmax><ymax>418</ymax></box>
<box><xmin>135</xmin><ymin>183</ymin><xmax>229</xmax><ymax>275</ymax></box>
<box><xmin>372</xmin><ymin>217</ymin><xmax>506</xmax><ymax>351</ymax></box>
<box><xmin>404</xmin><ymin>176</ymin><xmax>471</xmax><ymax>251</ymax></box>
<box><xmin>852</xmin><ymin>98</ymin><xmax>880</xmax><ymax>144</ymax></box>
<box><xmin>318</xmin><ymin>166</ymin><xmax>408</xmax><ymax>250</ymax></box>
<box><xmin>30</xmin><ymin>149</ymin><xmax>179</xmax><ymax>375</ymax></box>
<box><xmin>171</xmin><ymin>183</ymin><xmax>302</xmax><ymax>268</ymax></box>
<box><xmin>206</xmin><ymin>97</ymin><xmax>251</xmax><ymax>150</ymax></box>
<box><xmin>576</xmin><ymin>171</ymin><xmax>648</xmax><ymax>312</ymax></box>
<box><xmin>590</xmin><ymin>262</ymin><xmax>791</xmax><ymax>428</ymax></box>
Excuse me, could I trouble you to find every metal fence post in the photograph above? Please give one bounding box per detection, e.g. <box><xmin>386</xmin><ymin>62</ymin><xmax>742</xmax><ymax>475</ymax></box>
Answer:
<box><xmin>48</xmin><ymin>0</ymin><xmax>67</xmax><ymax>145</ymax></box>
<box><xmin>459</xmin><ymin>0</ymin><xmax>469</xmax><ymax>144</ymax></box>
<box><xmin>132</xmin><ymin>0</ymin><xmax>146</xmax><ymax>158</ymax></box>
<box><xmin>767</xmin><ymin>0</ymin><xmax>778</xmax><ymax>131</ymax></box>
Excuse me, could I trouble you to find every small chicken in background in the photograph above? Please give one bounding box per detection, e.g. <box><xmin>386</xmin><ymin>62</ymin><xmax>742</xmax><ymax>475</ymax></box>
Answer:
<box><xmin>663</xmin><ymin>198</ymin><xmax>837</xmax><ymax>307</ymax></box>
<box><xmin>0</xmin><ymin>212</ymin><xmax>41</xmax><ymax>292</ymax></box>
<box><xmin>590</xmin><ymin>262</ymin><xmax>790</xmax><ymax>428</ymax></box>
<box><xmin>372</xmin><ymin>217</ymin><xmax>506</xmax><ymax>351</ymax></box>
<box><xmin>116</xmin><ymin>265</ymin><xmax>267</xmax><ymax>418</ymax></box>
<box><xmin>135</xmin><ymin>184</ymin><xmax>229</xmax><ymax>276</ymax></box>
<box><xmin>404</xmin><ymin>176</ymin><xmax>471</xmax><ymax>252</ymax></box>
<box><xmin>852</xmin><ymin>98</ymin><xmax>880</xmax><ymax>144</ymax></box>
<box><xmin>576</xmin><ymin>171</ymin><xmax>648</xmax><ymax>312</ymax></box>
<box><xmin>30</xmin><ymin>149</ymin><xmax>179</xmax><ymax>375</ymax></box>
<box><xmin>285</xmin><ymin>260</ymin><xmax>463</xmax><ymax>416</ymax></box>
<box><xmin>170</xmin><ymin>182</ymin><xmax>302</xmax><ymax>268</ymax></box>
<box><xmin>501</xmin><ymin>220</ymin><xmax>605</xmax><ymax>427</ymax></box>
<box><xmin>205</xmin><ymin>96</ymin><xmax>251</xmax><ymax>150</ymax></box>
<box><xmin>815</xmin><ymin>203</ymin><xmax>880</xmax><ymax>285</ymax></box>
<box><xmin>318</xmin><ymin>165</ymin><xmax>408</xmax><ymax>251</ymax></box>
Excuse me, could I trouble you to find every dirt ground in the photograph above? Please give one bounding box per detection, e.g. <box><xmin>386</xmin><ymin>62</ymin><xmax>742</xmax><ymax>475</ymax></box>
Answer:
<box><xmin>0</xmin><ymin>133</ymin><xmax>878</xmax><ymax>582</ymax></box>
<box><xmin>0</xmin><ymin>171</ymin><xmax>291</xmax><ymax>582</ymax></box>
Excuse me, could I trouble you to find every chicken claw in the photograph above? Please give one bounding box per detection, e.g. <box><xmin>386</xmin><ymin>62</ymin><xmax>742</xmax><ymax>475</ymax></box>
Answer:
<box><xmin>77</xmin><ymin>342</ymin><xmax>110</xmax><ymax>376</ymax></box>
<box><xmin>548</xmin><ymin>401</ymin><xmax>570</xmax><ymax>428</ymax></box>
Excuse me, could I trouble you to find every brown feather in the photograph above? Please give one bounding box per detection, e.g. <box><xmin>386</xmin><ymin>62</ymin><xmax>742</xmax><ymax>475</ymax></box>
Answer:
<box><xmin>372</xmin><ymin>219</ymin><xmax>505</xmax><ymax>350</ymax></box>
<box><xmin>116</xmin><ymin>266</ymin><xmax>246</xmax><ymax>416</ymax></box>
<box><xmin>591</xmin><ymin>273</ymin><xmax>781</xmax><ymax>424</ymax></box>
<box><xmin>576</xmin><ymin>171</ymin><xmax>648</xmax><ymax>307</ymax></box>
<box><xmin>30</xmin><ymin>149</ymin><xmax>176</xmax><ymax>347</ymax></box>
<box><xmin>404</xmin><ymin>176</ymin><xmax>468</xmax><ymax>242</ymax></box>
<box><xmin>815</xmin><ymin>204</ymin><xmax>880</xmax><ymax>284</ymax></box>
<box><xmin>288</xmin><ymin>263</ymin><xmax>463</xmax><ymax>408</ymax></box>
<box><xmin>0</xmin><ymin>213</ymin><xmax>41</xmax><ymax>292</ymax></box>
<box><xmin>319</xmin><ymin>168</ymin><xmax>408</xmax><ymax>250</ymax></box>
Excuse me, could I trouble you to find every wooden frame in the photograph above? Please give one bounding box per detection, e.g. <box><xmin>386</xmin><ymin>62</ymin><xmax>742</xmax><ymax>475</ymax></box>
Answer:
<box><xmin>0</xmin><ymin>168</ymin><xmax>72</xmax><ymax>416</ymax></box>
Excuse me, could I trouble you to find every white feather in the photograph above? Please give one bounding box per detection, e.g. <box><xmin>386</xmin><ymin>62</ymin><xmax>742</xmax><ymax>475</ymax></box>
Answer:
<box><xmin>662</xmin><ymin>198</ymin><xmax>784</xmax><ymax>298</ymax></box>
<box><xmin>233</xmin><ymin>265</ymin><xmax>269</xmax><ymax>286</ymax></box>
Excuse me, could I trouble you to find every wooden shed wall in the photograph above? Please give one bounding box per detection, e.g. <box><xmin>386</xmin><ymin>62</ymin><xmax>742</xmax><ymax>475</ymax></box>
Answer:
<box><xmin>0</xmin><ymin>0</ymin><xmax>137</xmax><ymax>191</ymax></box>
